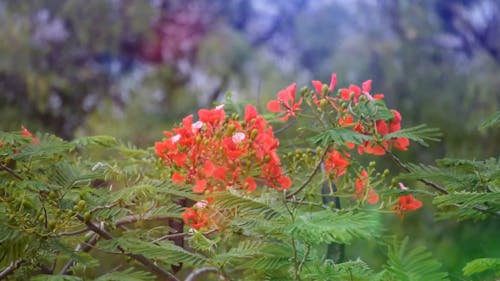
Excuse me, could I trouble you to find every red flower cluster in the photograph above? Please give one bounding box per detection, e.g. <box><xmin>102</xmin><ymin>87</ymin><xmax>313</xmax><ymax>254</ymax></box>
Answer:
<box><xmin>308</xmin><ymin>74</ymin><xmax>409</xmax><ymax>156</ymax></box>
<box><xmin>156</xmin><ymin>105</ymin><xmax>291</xmax><ymax>190</ymax></box>
<box><xmin>156</xmin><ymin>105</ymin><xmax>291</xmax><ymax>229</ymax></box>
<box><xmin>267</xmin><ymin>83</ymin><xmax>303</xmax><ymax>121</ymax></box>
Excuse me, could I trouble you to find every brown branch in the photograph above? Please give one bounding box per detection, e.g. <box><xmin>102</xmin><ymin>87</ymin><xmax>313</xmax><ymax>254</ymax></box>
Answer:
<box><xmin>0</xmin><ymin>163</ymin><xmax>23</xmax><ymax>180</ymax></box>
<box><xmin>387</xmin><ymin>150</ymin><xmax>500</xmax><ymax>216</ymax></box>
<box><xmin>0</xmin><ymin>260</ymin><xmax>23</xmax><ymax>279</ymax></box>
<box><xmin>60</xmin><ymin>232</ymin><xmax>100</xmax><ymax>275</ymax></box>
<box><xmin>387</xmin><ymin>150</ymin><xmax>449</xmax><ymax>194</ymax></box>
<box><xmin>286</xmin><ymin>144</ymin><xmax>331</xmax><ymax>199</ymax></box>
<box><xmin>75</xmin><ymin>214</ymin><xmax>180</xmax><ymax>281</ymax></box>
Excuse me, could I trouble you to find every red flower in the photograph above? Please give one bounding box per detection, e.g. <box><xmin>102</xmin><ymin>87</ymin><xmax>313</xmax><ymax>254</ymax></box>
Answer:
<box><xmin>366</xmin><ymin>189</ymin><xmax>379</xmax><ymax>204</ymax></box>
<box><xmin>182</xmin><ymin>206</ymin><xmax>209</xmax><ymax>230</ymax></box>
<box><xmin>324</xmin><ymin>150</ymin><xmax>350</xmax><ymax>179</ymax></box>
<box><xmin>21</xmin><ymin>126</ymin><xmax>39</xmax><ymax>144</ymax></box>
<box><xmin>312</xmin><ymin>73</ymin><xmax>337</xmax><ymax>106</ymax></box>
<box><xmin>267</xmin><ymin>83</ymin><xmax>302</xmax><ymax>121</ymax></box>
<box><xmin>171</xmin><ymin>172</ymin><xmax>185</xmax><ymax>184</ymax></box>
<box><xmin>392</xmin><ymin>194</ymin><xmax>423</xmax><ymax>217</ymax></box>
<box><xmin>354</xmin><ymin>170</ymin><xmax>378</xmax><ymax>204</ymax></box>
<box><xmin>244</xmin><ymin>177</ymin><xmax>257</xmax><ymax>192</ymax></box>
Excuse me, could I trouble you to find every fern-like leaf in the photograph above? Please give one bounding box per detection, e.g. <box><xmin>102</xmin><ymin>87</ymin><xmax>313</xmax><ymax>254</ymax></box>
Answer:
<box><xmin>479</xmin><ymin>110</ymin><xmax>500</xmax><ymax>130</ymax></box>
<box><xmin>213</xmin><ymin>191</ymin><xmax>287</xmax><ymax>220</ymax></box>
<box><xmin>385</xmin><ymin>237</ymin><xmax>449</xmax><ymax>281</ymax></box>
<box><xmin>462</xmin><ymin>257</ymin><xmax>500</xmax><ymax>276</ymax></box>
<box><xmin>94</xmin><ymin>268</ymin><xmax>155</xmax><ymax>281</ymax></box>
<box><xmin>30</xmin><ymin>275</ymin><xmax>83</xmax><ymax>281</ymax></box>
<box><xmin>287</xmin><ymin>210</ymin><xmax>379</xmax><ymax>245</ymax></box>
<box><xmin>311</xmin><ymin>128</ymin><xmax>371</xmax><ymax>146</ymax></box>
<box><xmin>384</xmin><ymin>124</ymin><xmax>441</xmax><ymax>147</ymax></box>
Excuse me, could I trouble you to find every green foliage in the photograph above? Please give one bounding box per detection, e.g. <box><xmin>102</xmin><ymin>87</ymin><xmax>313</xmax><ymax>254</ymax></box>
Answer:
<box><xmin>94</xmin><ymin>268</ymin><xmax>155</xmax><ymax>281</ymax></box>
<box><xmin>385</xmin><ymin>237</ymin><xmax>449</xmax><ymax>281</ymax></box>
<box><xmin>302</xmin><ymin>260</ymin><xmax>384</xmax><ymax>281</ymax></box>
<box><xmin>311</xmin><ymin>128</ymin><xmax>371</xmax><ymax>147</ymax></box>
<box><xmin>462</xmin><ymin>258</ymin><xmax>500</xmax><ymax>277</ymax></box>
<box><xmin>31</xmin><ymin>275</ymin><xmax>83</xmax><ymax>281</ymax></box>
<box><xmin>384</xmin><ymin>125</ymin><xmax>441</xmax><ymax>147</ymax></box>
<box><xmin>288</xmin><ymin>210</ymin><xmax>380</xmax><ymax>245</ymax></box>
<box><xmin>398</xmin><ymin>157</ymin><xmax>500</xmax><ymax>220</ymax></box>
<box><xmin>479</xmin><ymin>110</ymin><xmax>500</xmax><ymax>130</ymax></box>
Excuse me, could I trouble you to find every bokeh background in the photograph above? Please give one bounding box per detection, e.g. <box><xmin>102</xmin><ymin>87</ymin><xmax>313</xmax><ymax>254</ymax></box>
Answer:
<box><xmin>0</xmin><ymin>0</ymin><xmax>499</xmax><ymax>280</ymax></box>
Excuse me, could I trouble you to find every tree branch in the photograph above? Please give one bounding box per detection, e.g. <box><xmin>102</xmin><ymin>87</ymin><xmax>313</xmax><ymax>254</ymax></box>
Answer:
<box><xmin>286</xmin><ymin>144</ymin><xmax>331</xmax><ymax>199</ymax></box>
<box><xmin>0</xmin><ymin>260</ymin><xmax>23</xmax><ymax>279</ymax></box>
<box><xmin>387</xmin><ymin>150</ymin><xmax>500</xmax><ymax>216</ymax></box>
<box><xmin>75</xmin><ymin>214</ymin><xmax>180</xmax><ymax>281</ymax></box>
<box><xmin>0</xmin><ymin>163</ymin><xmax>23</xmax><ymax>180</ymax></box>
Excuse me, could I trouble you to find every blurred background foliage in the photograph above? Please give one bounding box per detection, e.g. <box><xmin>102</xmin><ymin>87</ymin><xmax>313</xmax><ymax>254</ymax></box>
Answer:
<box><xmin>0</xmin><ymin>0</ymin><xmax>499</xmax><ymax>279</ymax></box>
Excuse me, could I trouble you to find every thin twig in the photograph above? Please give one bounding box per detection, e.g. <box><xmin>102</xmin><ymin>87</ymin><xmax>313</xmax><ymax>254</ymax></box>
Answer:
<box><xmin>0</xmin><ymin>163</ymin><xmax>23</xmax><ymax>180</ymax></box>
<box><xmin>75</xmin><ymin>214</ymin><xmax>180</xmax><ymax>281</ymax></box>
<box><xmin>60</xmin><ymin>232</ymin><xmax>100</xmax><ymax>275</ymax></box>
<box><xmin>274</xmin><ymin>119</ymin><xmax>297</xmax><ymax>135</ymax></box>
<box><xmin>387</xmin><ymin>150</ymin><xmax>448</xmax><ymax>194</ymax></box>
<box><xmin>153</xmin><ymin>229</ymin><xmax>218</xmax><ymax>243</ymax></box>
<box><xmin>56</xmin><ymin>227</ymin><xmax>90</xmax><ymax>237</ymax></box>
<box><xmin>89</xmin><ymin>202</ymin><xmax>120</xmax><ymax>213</ymax></box>
<box><xmin>286</xmin><ymin>144</ymin><xmax>331</xmax><ymax>199</ymax></box>
<box><xmin>297</xmin><ymin>244</ymin><xmax>310</xmax><ymax>275</ymax></box>
<box><xmin>115</xmin><ymin>213</ymin><xmax>172</xmax><ymax>227</ymax></box>
<box><xmin>0</xmin><ymin>260</ymin><xmax>23</xmax><ymax>279</ymax></box>
<box><xmin>184</xmin><ymin>267</ymin><xmax>220</xmax><ymax>281</ymax></box>
<box><xmin>387</xmin><ymin>149</ymin><xmax>500</xmax><ymax>216</ymax></box>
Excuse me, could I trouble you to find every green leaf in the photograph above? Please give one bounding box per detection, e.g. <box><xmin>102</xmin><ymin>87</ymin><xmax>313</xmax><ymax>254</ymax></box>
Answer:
<box><xmin>100</xmin><ymin>237</ymin><xmax>207</xmax><ymax>267</ymax></box>
<box><xmin>384</xmin><ymin>124</ymin><xmax>441</xmax><ymax>147</ymax></box>
<box><xmin>462</xmin><ymin>258</ymin><xmax>500</xmax><ymax>276</ymax></box>
<box><xmin>71</xmin><ymin>135</ymin><xmax>119</xmax><ymax>147</ymax></box>
<box><xmin>385</xmin><ymin>237</ymin><xmax>449</xmax><ymax>281</ymax></box>
<box><xmin>213</xmin><ymin>191</ymin><xmax>287</xmax><ymax>221</ymax></box>
<box><xmin>311</xmin><ymin>128</ymin><xmax>371</xmax><ymax>146</ymax></box>
<box><xmin>288</xmin><ymin>211</ymin><xmax>379</xmax><ymax>245</ymax></box>
<box><xmin>302</xmin><ymin>259</ymin><xmax>384</xmax><ymax>281</ymax></box>
<box><xmin>30</xmin><ymin>275</ymin><xmax>82</xmax><ymax>281</ymax></box>
<box><xmin>479</xmin><ymin>110</ymin><xmax>500</xmax><ymax>130</ymax></box>
<box><xmin>94</xmin><ymin>268</ymin><xmax>155</xmax><ymax>281</ymax></box>
<box><xmin>12</xmin><ymin>134</ymin><xmax>74</xmax><ymax>161</ymax></box>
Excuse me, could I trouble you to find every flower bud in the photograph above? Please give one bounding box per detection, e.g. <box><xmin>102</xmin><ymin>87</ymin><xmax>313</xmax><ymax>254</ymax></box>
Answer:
<box><xmin>250</xmin><ymin>129</ymin><xmax>259</xmax><ymax>139</ymax></box>
<box><xmin>83</xmin><ymin>212</ymin><xmax>92</xmax><ymax>223</ymax></box>
<box><xmin>319</xmin><ymin>99</ymin><xmax>328</xmax><ymax>109</ymax></box>
<box><xmin>321</xmin><ymin>84</ymin><xmax>329</xmax><ymax>96</ymax></box>
<box><xmin>300</xmin><ymin>86</ymin><xmax>309</xmax><ymax>97</ymax></box>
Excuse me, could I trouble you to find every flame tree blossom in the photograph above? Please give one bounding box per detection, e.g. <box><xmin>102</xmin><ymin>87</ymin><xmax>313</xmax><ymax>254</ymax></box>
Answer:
<box><xmin>156</xmin><ymin>104</ymin><xmax>291</xmax><ymax>194</ymax></box>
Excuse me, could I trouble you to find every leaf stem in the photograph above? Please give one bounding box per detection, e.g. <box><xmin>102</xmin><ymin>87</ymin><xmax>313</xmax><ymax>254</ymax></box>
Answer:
<box><xmin>286</xmin><ymin>144</ymin><xmax>331</xmax><ymax>199</ymax></box>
